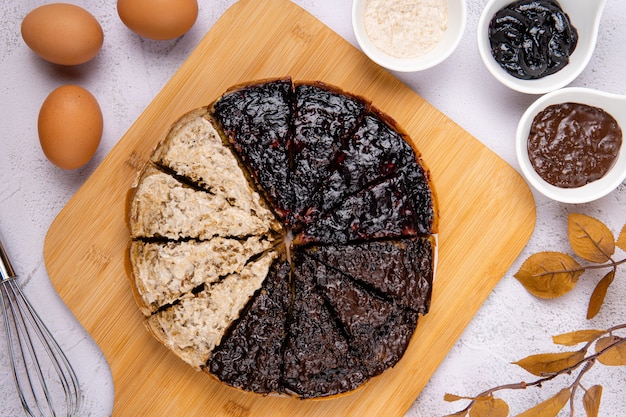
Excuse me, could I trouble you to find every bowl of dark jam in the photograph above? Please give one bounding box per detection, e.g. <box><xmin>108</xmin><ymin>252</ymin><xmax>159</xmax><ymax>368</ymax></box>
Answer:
<box><xmin>477</xmin><ymin>0</ymin><xmax>607</xmax><ymax>94</ymax></box>
<box><xmin>516</xmin><ymin>87</ymin><xmax>626</xmax><ymax>203</ymax></box>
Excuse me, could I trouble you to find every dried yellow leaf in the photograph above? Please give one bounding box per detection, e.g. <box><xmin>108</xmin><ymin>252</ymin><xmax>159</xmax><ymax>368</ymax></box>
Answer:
<box><xmin>515</xmin><ymin>388</ymin><xmax>570</xmax><ymax>417</ymax></box>
<box><xmin>552</xmin><ymin>329</ymin><xmax>607</xmax><ymax>346</ymax></box>
<box><xmin>444</xmin><ymin>393</ymin><xmax>466</xmax><ymax>402</ymax></box>
<box><xmin>469</xmin><ymin>396</ymin><xmax>509</xmax><ymax>417</ymax></box>
<box><xmin>587</xmin><ymin>270</ymin><xmax>615</xmax><ymax>319</ymax></box>
<box><xmin>616</xmin><ymin>223</ymin><xmax>626</xmax><ymax>252</ymax></box>
<box><xmin>513</xmin><ymin>351</ymin><xmax>585</xmax><ymax>376</ymax></box>
<box><xmin>596</xmin><ymin>336</ymin><xmax>626</xmax><ymax>366</ymax></box>
<box><xmin>568</xmin><ymin>213</ymin><xmax>614</xmax><ymax>263</ymax></box>
<box><xmin>582</xmin><ymin>385</ymin><xmax>603</xmax><ymax>417</ymax></box>
<box><xmin>514</xmin><ymin>252</ymin><xmax>583</xmax><ymax>299</ymax></box>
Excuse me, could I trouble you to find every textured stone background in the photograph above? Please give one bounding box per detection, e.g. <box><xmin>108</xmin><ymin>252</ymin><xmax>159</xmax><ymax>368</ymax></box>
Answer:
<box><xmin>1</xmin><ymin>1</ymin><xmax>624</xmax><ymax>416</ymax></box>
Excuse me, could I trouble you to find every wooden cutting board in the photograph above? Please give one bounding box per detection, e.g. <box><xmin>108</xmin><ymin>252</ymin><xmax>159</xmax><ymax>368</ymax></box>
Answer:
<box><xmin>44</xmin><ymin>0</ymin><xmax>536</xmax><ymax>416</ymax></box>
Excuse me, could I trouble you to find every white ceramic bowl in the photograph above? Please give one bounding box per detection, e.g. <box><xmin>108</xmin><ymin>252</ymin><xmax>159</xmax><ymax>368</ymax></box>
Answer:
<box><xmin>516</xmin><ymin>87</ymin><xmax>626</xmax><ymax>204</ymax></box>
<box><xmin>352</xmin><ymin>0</ymin><xmax>466</xmax><ymax>72</ymax></box>
<box><xmin>477</xmin><ymin>0</ymin><xmax>607</xmax><ymax>94</ymax></box>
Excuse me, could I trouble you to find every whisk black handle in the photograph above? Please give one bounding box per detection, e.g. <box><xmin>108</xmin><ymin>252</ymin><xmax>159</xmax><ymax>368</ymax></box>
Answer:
<box><xmin>0</xmin><ymin>238</ymin><xmax>16</xmax><ymax>281</ymax></box>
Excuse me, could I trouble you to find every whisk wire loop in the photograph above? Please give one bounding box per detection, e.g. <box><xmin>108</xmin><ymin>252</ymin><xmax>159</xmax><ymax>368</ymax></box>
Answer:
<box><xmin>1</xmin><ymin>238</ymin><xmax>82</xmax><ymax>417</ymax></box>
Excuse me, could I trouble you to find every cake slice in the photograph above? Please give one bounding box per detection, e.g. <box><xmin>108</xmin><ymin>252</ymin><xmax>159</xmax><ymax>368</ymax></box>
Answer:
<box><xmin>297</xmin><ymin>165</ymin><xmax>436</xmax><ymax>244</ymax></box>
<box><xmin>306</xmin><ymin>237</ymin><xmax>434</xmax><ymax>314</ymax></box>
<box><xmin>128</xmin><ymin>164</ymin><xmax>274</xmax><ymax>240</ymax></box>
<box><xmin>310</xmin><ymin>254</ymin><xmax>419</xmax><ymax>377</ymax></box>
<box><xmin>128</xmin><ymin>236</ymin><xmax>274</xmax><ymax>315</ymax></box>
<box><xmin>211</xmin><ymin>78</ymin><xmax>295</xmax><ymax>219</ymax></box>
<box><xmin>145</xmin><ymin>250</ymin><xmax>277</xmax><ymax>370</ymax></box>
<box><xmin>303</xmin><ymin>110</ymin><xmax>417</xmax><ymax>218</ymax></box>
<box><xmin>289</xmin><ymin>82</ymin><xmax>369</xmax><ymax>216</ymax></box>
<box><xmin>282</xmin><ymin>253</ymin><xmax>367</xmax><ymax>398</ymax></box>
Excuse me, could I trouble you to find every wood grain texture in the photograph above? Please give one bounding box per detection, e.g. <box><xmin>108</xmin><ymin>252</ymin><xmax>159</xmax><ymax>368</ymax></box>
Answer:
<box><xmin>43</xmin><ymin>0</ymin><xmax>536</xmax><ymax>416</ymax></box>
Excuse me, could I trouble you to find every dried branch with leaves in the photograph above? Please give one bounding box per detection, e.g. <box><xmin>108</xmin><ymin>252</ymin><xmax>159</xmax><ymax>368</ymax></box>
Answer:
<box><xmin>444</xmin><ymin>214</ymin><xmax>626</xmax><ymax>417</ymax></box>
<box><xmin>515</xmin><ymin>213</ymin><xmax>626</xmax><ymax>319</ymax></box>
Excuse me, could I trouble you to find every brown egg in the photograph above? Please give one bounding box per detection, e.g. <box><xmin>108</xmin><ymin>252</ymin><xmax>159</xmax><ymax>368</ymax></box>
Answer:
<box><xmin>21</xmin><ymin>3</ymin><xmax>104</xmax><ymax>66</ymax></box>
<box><xmin>117</xmin><ymin>0</ymin><xmax>198</xmax><ymax>40</ymax></box>
<box><xmin>38</xmin><ymin>85</ymin><xmax>103</xmax><ymax>170</ymax></box>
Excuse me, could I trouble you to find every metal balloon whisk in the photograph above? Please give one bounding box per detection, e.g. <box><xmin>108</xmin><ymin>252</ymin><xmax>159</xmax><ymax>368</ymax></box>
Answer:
<box><xmin>0</xmin><ymin>237</ymin><xmax>81</xmax><ymax>417</ymax></box>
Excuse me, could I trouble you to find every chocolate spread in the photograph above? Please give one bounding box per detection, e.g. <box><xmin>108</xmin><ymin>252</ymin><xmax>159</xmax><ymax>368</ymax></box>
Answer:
<box><xmin>527</xmin><ymin>102</ymin><xmax>622</xmax><ymax>188</ymax></box>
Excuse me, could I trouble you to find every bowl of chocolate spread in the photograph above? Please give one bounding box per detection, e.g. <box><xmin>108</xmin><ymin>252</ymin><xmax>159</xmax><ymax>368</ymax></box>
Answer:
<box><xmin>516</xmin><ymin>87</ymin><xmax>626</xmax><ymax>203</ymax></box>
<box><xmin>477</xmin><ymin>0</ymin><xmax>607</xmax><ymax>94</ymax></box>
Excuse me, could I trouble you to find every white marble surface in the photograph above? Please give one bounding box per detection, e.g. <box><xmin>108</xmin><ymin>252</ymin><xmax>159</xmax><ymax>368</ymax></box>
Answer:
<box><xmin>1</xmin><ymin>1</ymin><xmax>624</xmax><ymax>416</ymax></box>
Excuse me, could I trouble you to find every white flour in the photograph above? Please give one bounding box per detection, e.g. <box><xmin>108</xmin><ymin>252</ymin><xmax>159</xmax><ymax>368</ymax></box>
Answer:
<box><xmin>364</xmin><ymin>0</ymin><xmax>448</xmax><ymax>58</ymax></box>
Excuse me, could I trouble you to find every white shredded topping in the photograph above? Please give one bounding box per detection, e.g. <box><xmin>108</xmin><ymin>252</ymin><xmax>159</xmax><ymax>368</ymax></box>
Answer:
<box><xmin>364</xmin><ymin>0</ymin><xmax>448</xmax><ymax>59</ymax></box>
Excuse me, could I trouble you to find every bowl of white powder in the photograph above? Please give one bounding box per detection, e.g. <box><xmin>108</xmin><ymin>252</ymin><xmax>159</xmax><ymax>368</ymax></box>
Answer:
<box><xmin>352</xmin><ymin>0</ymin><xmax>466</xmax><ymax>72</ymax></box>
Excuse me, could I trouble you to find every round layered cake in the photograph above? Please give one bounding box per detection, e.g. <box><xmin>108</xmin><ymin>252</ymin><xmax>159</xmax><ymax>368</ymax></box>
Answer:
<box><xmin>126</xmin><ymin>78</ymin><xmax>438</xmax><ymax>399</ymax></box>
